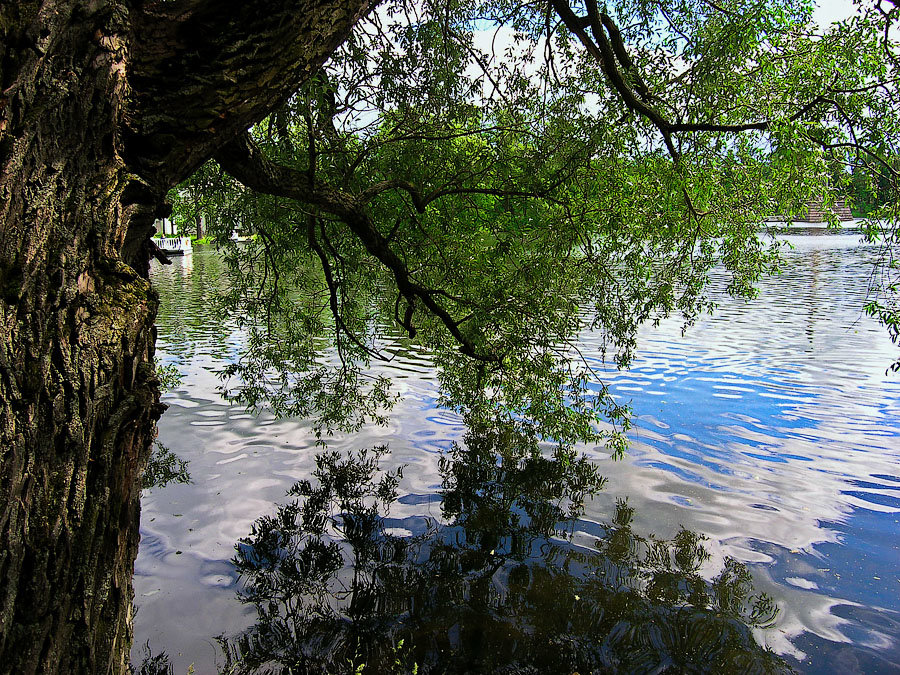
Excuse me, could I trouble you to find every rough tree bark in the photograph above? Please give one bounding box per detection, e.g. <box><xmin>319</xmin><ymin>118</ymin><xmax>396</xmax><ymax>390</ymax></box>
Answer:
<box><xmin>0</xmin><ymin>0</ymin><xmax>372</xmax><ymax>672</ymax></box>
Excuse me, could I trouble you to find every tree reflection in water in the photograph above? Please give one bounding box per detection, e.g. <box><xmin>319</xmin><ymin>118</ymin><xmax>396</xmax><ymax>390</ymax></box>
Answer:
<box><xmin>215</xmin><ymin>421</ymin><xmax>790</xmax><ymax>675</ymax></box>
<box><xmin>141</xmin><ymin>442</ymin><xmax>191</xmax><ymax>492</ymax></box>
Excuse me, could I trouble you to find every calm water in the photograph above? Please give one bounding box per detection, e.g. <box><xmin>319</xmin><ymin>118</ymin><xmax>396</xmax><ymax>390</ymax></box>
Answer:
<box><xmin>134</xmin><ymin>231</ymin><xmax>900</xmax><ymax>673</ymax></box>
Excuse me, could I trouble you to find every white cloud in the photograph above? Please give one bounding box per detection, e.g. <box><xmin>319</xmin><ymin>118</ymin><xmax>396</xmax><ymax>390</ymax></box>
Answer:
<box><xmin>813</xmin><ymin>0</ymin><xmax>859</xmax><ymax>26</ymax></box>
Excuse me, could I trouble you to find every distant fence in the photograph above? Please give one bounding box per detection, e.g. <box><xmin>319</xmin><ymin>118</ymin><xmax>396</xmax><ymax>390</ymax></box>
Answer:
<box><xmin>766</xmin><ymin>198</ymin><xmax>854</xmax><ymax>223</ymax></box>
<box><xmin>156</xmin><ymin>236</ymin><xmax>192</xmax><ymax>253</ymax></box>
<box><xmin>804</xmin><ymin>199</ymin><xmax>853</xmax><ymax>222</ymax></box>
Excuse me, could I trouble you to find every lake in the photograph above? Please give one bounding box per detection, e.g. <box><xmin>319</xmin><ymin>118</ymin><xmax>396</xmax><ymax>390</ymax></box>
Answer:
<box><xmin>134</xmin><ymin>229</ymin><xmax>900</xmax><ymax>673</ymax></box>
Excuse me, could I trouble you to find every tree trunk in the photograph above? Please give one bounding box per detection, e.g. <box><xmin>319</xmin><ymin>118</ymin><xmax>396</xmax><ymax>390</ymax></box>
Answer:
<box><xmin>0</xmin><ymin>3</ymin><xmax>164</xmax><ymax>671</ymax></box>
<box><xmin>0</xmin><ymin>0</ymin><xmax>371</xmax><ymax>672</ymax></box>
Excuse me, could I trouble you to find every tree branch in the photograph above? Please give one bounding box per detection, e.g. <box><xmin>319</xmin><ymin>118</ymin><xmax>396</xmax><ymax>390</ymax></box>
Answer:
<box><xmin>127</xmin><ymin>0</ymin><xmax>375</xmax><ymax>188</ymax></box>
<box><xmin>215</xmin><ymin>133</ymin><xmax>500</xmax><ymax>362</ymax></box>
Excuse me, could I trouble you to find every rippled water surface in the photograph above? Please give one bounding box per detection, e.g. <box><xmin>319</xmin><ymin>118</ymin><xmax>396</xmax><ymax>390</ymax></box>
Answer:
<box><xmin>134</xmin><ymin>232</ymin><xmax>900</xmax><ymax>673</ymax></box>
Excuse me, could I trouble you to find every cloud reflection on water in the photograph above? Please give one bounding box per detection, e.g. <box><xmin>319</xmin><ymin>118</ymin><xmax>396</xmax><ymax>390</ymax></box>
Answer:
<box><xmin>135</xmin><ymin>233</ymin><xmax>900</xmax><ymax>672</ymax></box>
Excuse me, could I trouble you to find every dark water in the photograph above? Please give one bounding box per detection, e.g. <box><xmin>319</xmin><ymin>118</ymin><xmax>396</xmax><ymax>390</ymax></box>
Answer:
<box><xmin>134</xmin><ymin>232</ymin><xmax>900</xmax><ymax>673</ymax></box>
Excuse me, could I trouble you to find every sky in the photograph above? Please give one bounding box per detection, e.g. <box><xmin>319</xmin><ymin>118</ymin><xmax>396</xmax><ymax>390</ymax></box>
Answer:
<box><xmin>813</xmin><ymin>0</ymin><xmax>860</xmax><ymax>26</ymax></box>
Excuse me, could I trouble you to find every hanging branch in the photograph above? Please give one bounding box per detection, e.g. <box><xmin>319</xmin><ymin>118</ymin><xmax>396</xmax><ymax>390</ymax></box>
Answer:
<box><xmin>216</xmin><ymin>132</ymin><xmax>501</xmax><ymax>362</ymax></box>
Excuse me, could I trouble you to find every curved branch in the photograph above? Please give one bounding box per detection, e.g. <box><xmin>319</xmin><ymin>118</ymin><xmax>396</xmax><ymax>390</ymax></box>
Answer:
<box><xmin>359</xmin><ymin>179</ymin><xmax>427</xmax><ymax>212</ymax></box>
<box><xmin>215</xmin><ymin>133</ymin><xmax>500</xmax><ymax>362</ymax></box>
<box><xmin>550</xmin><ymin>0</ymin><xmax>852</xmax><ymax>143</ymax></box>
<box><xmin>306</xmin><ymin>215</ymin><xmax>389</xmax><ymax>361</ymax></box>
<box><xmin>127</xmin><ymin>0</ymin><xmax>375</xmax><ymax>188</ymax></box>
<box><xmin>551</xmin><ymin>0</ymin><xmax>678</xmax><ymax>157</ymax></box>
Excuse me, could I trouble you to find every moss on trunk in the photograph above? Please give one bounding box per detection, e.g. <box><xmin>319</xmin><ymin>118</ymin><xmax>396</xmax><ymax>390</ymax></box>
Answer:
<box><xmin>0</xmin><ymin>0</ymin><xmax>370</xmax><ymax>671</ymax></box>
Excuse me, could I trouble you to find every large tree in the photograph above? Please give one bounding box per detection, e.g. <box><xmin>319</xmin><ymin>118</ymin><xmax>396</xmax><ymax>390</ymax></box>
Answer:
<box><xmin>0</xmin><ymin>1</ymin><xmax>374</xmax><ymax>671</ymax></box>
<box><xmin>0</xmin><ymin>0</ymin><xmax>897</xmax><ymax>672</ymax></box>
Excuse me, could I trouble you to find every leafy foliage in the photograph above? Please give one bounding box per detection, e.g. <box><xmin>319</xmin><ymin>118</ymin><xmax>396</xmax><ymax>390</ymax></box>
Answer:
<box><xmin>142</xmin><ymin>442</ymin><xmax>192</xmax><ymax>491</ymax></box>
<box><xmin>169</xmin><ymin>0</ymin><xmax>900</xmax><ymax>437</ymax></box>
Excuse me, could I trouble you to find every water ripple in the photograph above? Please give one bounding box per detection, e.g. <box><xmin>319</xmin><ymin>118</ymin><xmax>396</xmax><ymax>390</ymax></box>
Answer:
<box><xmin>136</xmin><ymin>238</ymin><xmax>900</xmax><ymax>674</ymax></box>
